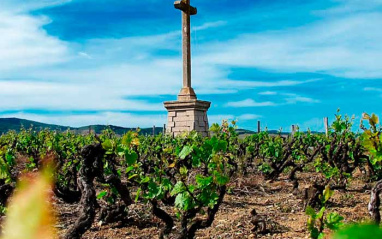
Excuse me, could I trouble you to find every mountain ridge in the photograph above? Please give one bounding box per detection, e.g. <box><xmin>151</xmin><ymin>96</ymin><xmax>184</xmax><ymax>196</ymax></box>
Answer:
<box><xmin>0</xmin><ymin>117</ymin><xmax>163</xmax><ymax>135</ymax></box>
<box><xmin>0</xmin><ymin>117</ymin><xmax>319</xmax><ymax>136</ymax></box>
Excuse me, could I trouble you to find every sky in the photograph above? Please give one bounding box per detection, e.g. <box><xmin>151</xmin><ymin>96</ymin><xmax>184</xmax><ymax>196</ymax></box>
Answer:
<box><xmin>0</xmin><ymin>0</ymin><xmax>381</xmax><ymax>132</ymax></box>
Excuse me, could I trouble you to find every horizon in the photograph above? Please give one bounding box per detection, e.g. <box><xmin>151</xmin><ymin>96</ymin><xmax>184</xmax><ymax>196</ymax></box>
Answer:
<box><xmin>1</xmin><ymin>0</ymin><xmax>381</xmax><ymax>132</ymax></box>
<box><xmin>0</xmin><ymin>116</ymin><xmax>365</xmax><ymax>134</ymax></box>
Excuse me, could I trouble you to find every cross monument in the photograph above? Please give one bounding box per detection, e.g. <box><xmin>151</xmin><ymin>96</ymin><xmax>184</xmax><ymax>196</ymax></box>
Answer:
<box><xmin>164</xmin><ymin>0</ymin><xmax>211</xmax><ymax>137</ymax></box>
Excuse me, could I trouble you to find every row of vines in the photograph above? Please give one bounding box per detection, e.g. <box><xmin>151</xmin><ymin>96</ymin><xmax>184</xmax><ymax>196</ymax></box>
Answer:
<box><xmin>1</xmin><ymin>111</ymin><xmax>382</xmax><ymax>238</ymax></box>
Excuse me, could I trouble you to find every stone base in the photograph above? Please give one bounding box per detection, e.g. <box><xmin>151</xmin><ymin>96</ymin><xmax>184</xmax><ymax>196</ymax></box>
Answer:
<box><xmin>164</xmin><ymin>99</ymin><xmax>211</xmax><ymax>137</ymax></box>
<box><xmin>178</xmin><ymin>87</ymin><xmax>197</xmax><ymax>101</ymax></box>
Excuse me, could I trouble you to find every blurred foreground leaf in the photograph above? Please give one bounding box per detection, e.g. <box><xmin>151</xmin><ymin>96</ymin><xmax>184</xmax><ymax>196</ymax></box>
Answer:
<box><xmin>332</xmin><ymin>224</ymin><xmax>382</xmax><ymax>239</ymax></box>
<box><xmin>0</xmin><ymin>168</ymin><xmax>57</xmax><ymax>239</ymax></box>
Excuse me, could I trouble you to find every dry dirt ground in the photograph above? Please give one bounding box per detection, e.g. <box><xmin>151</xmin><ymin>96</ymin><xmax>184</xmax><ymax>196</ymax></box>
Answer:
<box><xmin>55</xmin><ymin>172</ymin><xmax>371</xmax><ymax>239</ymax></box>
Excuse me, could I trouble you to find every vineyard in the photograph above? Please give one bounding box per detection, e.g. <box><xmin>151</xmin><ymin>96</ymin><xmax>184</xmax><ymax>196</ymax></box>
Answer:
<box><xmin>1</xmin><ymin>111</ymin><xmax>382</xmax><ymax>239</ymax></box>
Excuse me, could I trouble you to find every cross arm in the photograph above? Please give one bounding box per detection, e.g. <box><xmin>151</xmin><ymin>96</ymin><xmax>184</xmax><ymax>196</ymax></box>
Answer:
<box><xmin>174</xmin><ymin>0</ymin><xmax>197</xmax><ymax>15</ymax></box>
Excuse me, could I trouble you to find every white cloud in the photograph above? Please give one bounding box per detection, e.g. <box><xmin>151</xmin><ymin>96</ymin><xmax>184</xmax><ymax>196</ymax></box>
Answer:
<box><xmin>300</xmin><ymin>117</ymin><xmax>326</xmax><ymax>132</ymax></box>
<box><xmin>208</xmin><ymin>114</ymin><xmax>235</xmax><ymax>125</ymax></box>
<box><xmin>225</xmin><ymin>99</ymin><xmax>276</xmax><ymax>108</ymax></box>
<box><xmin>78</xmin><ymin>52</ymin><xmax>93</xmax><ymax>59</ymax></box>
<box><xmin>196</xmin><ymin>4</ymin><xmax>382</xmax><ymax>79</ymax></box>
<box><xmin>238</xmin><ymin>114</ymin><xmax>261</xmax><ymax>121</ymax></box>
<box><xmin>259</xmin><ymin>91</ymin><xmax>277</xmax><ymax>95</ymax></box>
<box><xmin>283</xmin><ymin>94</ymin><xmax>320</xmax><ymax>104</ymax></box>
<box><xmin>364</xmin><ymin>87</ymin><xmax>382</xmax><ymax>92</ymax></box>
<box><xmin>192</xmin><ymin>21</ymin><xmax>227</xmax><ymax>31</ymax></box>
<box><xmin>0</xmin><ymin>81</ymin><xmax>164</xmax><ymax>111</ymax></box>
<box><xmin>225</xmin><ymin>93</ymin><xmax>320</xmax><ymax>108</ymax></box>
<box><xmin>315</xmin><ymin>0</ymin><xmax>382</xmax><ymax>15</ymax></box>
<box><xmin>0</xmin><ymin>11</ymin><xmax>70</xmax><ymax>72</ymax></box>
<box><xmin>1</xmin><ymin>0</ymin><xmax>72</xmax><ymax>13</ymax></box>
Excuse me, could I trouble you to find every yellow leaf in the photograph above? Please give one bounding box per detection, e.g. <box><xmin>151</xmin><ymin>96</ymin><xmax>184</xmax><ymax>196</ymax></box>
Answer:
<box><xmin>168</xmin><ymin>162</ymin><xmax>176</xmax><ymax>168</ymax></box>
<box><xmin>371</xmin><ymin>114</ymin><xmax>380</xmax><ymax>125</ymax></box>
<box><xmin>1</xmin><ymin>169</ymin><xmax>57</xmax><ymax>239</ymax></box>
<box><xmin>363</xmin><ymin>130</ymin><xmax>372</xmax><ymax>136</ymax></box>
<box><xmin>362</xmin><ymin>113</ymin><xmax>370</xmax><ymax>120</ymax></box>
<box><xmin>131</xmin><ymin>138</ymin><xmax>140</xmax><ymax>146</ymax></box>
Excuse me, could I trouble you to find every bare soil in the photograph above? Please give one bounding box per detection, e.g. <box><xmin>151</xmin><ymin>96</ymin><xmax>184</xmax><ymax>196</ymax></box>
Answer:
<box><xmin>55</xmin><ymin>172</ymin><xmax>371</xmax><ymax>239</ymax></box>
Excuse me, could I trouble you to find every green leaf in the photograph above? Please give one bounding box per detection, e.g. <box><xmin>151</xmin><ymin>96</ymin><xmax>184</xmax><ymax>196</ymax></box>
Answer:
<box><xmin>213</xmin><ymin>171</ymin><xmax>229</xmax><ymax>186</ymax></box>
<box><xmin>325</xmin><ymin>212</ymin><xmax>344</xmax><ymax>230</ymax></box>
<box><xmin>161</xmin><ymin>178</ymin><xmax>172</xmax><ymax>191</ymax></box>
<box><xmin>179</xmin><ymin>166</ymin><xmax>188</xmax><ymax>177</ymax></box>
<box><xmin>305</xmin><ymin>206</ymin><xmax>316</xmax><ymax>218</ymax></box>
<box><xmin>125</xmin><ymin>150</ymin><xmax>138</xmax><ymax>166</ymax></box>
<box><xmin>140</xmin><ymin>176</ymin><xmax>150</xmax><ymax>184</ymax></box>
<box><xmin>195</xmin><ymin>175</ymin><xmax>213</xmax><ymax>187</ymax></box>
<box><xmin>175</xmin><ymin>192</ymin><xmax>193</xmax><ymax>211</ymax></box>
<box><xmin>317</xmin><ymin>207</ymin><xmax>326</xmax><ymax>219</ymax></box>
<box><xmin>135</xmin><ymin>188</ymin><xmax>141</xmax><ymax>202</ymax></box>
<box><xmin>125</xmin><ymin>166</ymin><xmax>135</xmax><ymax>174</ymax></box>
<box><xmin>171</xmin><ymin>182</ymin><xmax>185</xmax><ymax>196</ymax></box>
<box><xmin>97</xmin><ymin>191</ymin><xmax>108</xmax><ymax>199</ymax></box>
<box><xmin>175</xmin><ymin>193</ymin><xmax>186</xmax><ymax>210</ymax></box>
<box><xmin>0</xmin><ymin>157</ymin><xmax>10</xmax><ymax>180</ymax></box>
<box><xmin>322</xmin><ymin>185</ymin><xmax>334</xmax><ymax>204</ymax></box>
<box><xmin>147</xmin><ymin>182</ymin><xmax>160</xmax><ymax>199</ymax></box>
<box><xmin>332</xmin><ymin>224</ymin><xmax>382</xmax><ymax>239</ymax></box>
<box><xmin>209</xmin><ymin>123</ymin><xmax>220</xmax><ymax>133</ymax></box>
<box><xmin>317</xmin><ymin>232</ymin><xmax>325</xmax><ymax>239</ymax></box>
<box><xmin>128</xmin><ymin>174</ymin><xmax>138</xmax><ymax>180</ymax></box>
<box><xmin>310</xmin><ymin>228</ymin><xmax>320</xmax><ymax>239</ymax></box>
<box><xmin>102</xmin><ymin>139</ymin><xmax>113</xmax><ymax>151</ymax></box>
<box><xmin>179</xmin><ymin>146</ymin><xmax>193</xmax><ymax>159</ymax></box>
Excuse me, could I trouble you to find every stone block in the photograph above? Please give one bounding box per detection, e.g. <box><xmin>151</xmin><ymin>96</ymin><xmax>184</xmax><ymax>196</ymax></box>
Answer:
<box><xmin>176</xmin><ymin>121</ymin><xmax>189</xmax><ymax>127</ymax></box>
<box><xmin>188</xmin><ymin>121</ymin><xmax>195</xmax><ymax>129</ymax></box>
<box><xmin>176</xmin><ymin>111</ymin><xmax>188</xmax><ymax>117</ymax></box>
<box><xmin>168</xmin><ymin>122</ymin><xmax>175</xmax><ymax>127</ymax></box>
<box><xmin>168</xmin><ymin>111</ymin><xmax>176</xmax><ymax>117</ymax></box>
<box><xmin>193</xmin><ymin>126</ymin><xmax>203</xmax><ymax>132</ymax></box>
<box><xmin>175</xmin><ymin>116</ymin><xmax>189</xmax><ymax>122</ymax></box>
<box><xmin>172</xmin><ymin>126</ymin><xmax>190</xmax><ymax>132</ymax></box>
<box><xmin>194</xmin><ymin>111</ymin><xmax>203</xmax><ymax>117</ymax></box>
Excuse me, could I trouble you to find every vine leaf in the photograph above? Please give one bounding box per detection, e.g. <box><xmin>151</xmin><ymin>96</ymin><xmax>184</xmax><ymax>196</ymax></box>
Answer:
<box><xmin>179</xmin><ymin>146</ymin><xmax>193</xmax><ymax>159</ymax></box>
<box><xmin>0</xmin><ymin>169</ymin><xmax>56</xmax><ymax>239</ymax></box>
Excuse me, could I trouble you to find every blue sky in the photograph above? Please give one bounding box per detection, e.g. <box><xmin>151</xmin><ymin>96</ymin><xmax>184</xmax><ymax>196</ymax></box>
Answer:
<box><xmin>0</xmin><ymin>0</ymin><xmax>381</xmax><ymax>132</ymax></box>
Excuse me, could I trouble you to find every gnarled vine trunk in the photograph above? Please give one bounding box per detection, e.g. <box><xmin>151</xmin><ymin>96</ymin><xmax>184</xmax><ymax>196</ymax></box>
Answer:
<box><xmin>368</xmin><ymin>180</ymin><xmax>382</xmax><ymax>224</ymax></box>
<box><xmin>64</xmin><ymin>143</ymin><xmax>105</xmax><ymax>239</ymax></box>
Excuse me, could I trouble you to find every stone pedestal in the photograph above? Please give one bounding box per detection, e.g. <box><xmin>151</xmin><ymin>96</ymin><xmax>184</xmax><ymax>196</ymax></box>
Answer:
<box><xmin>164</xmin><ymin>100</ymin><xmax>211</xmax><ymax>137</ymax></box>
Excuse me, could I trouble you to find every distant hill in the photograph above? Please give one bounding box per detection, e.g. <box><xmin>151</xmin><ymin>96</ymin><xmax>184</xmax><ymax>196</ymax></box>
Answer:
<box><xmin>0</xmin><ymin>118</ymin><xmax>74</xmax><ymax>134</ymax></box>
<box><xmin>0</xmin><ymin>118</ymin><xmax>319</xmax><ymax>137</ymax></box>
<box><xmin>0</xmin><ymin>118</ymin><xmax>163</xmax><ymax>136</ymax></box>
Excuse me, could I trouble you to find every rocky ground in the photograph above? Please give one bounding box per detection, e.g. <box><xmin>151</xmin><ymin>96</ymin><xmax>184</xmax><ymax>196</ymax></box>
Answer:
<box><xmin>54</xmin><ymin>172</ymin><xmax>372</xmax><ymax>239</ymax></box>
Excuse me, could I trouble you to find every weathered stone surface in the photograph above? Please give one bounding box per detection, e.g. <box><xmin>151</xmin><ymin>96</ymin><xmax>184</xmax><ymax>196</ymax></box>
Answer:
<box><xmin>175</xmin><ymin>121</ymin><xmax>189</xmax><ymax>127</ymax></box>
<box><xmin>164</xmin><ymin>99</ymin><xmax>210</xmax><ymax>137</ymax></box>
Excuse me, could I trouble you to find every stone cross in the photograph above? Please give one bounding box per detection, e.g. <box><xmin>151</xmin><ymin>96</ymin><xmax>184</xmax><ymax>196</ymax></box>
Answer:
<box><xmin>164</xmin><ymin>0</ymin><xmax>211</xmax><ymax>137</ymax></box>
<box><xmin>174</xmin><ymin>0</ymin><xmax>197</xmax><ymax>101</ymax></box>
